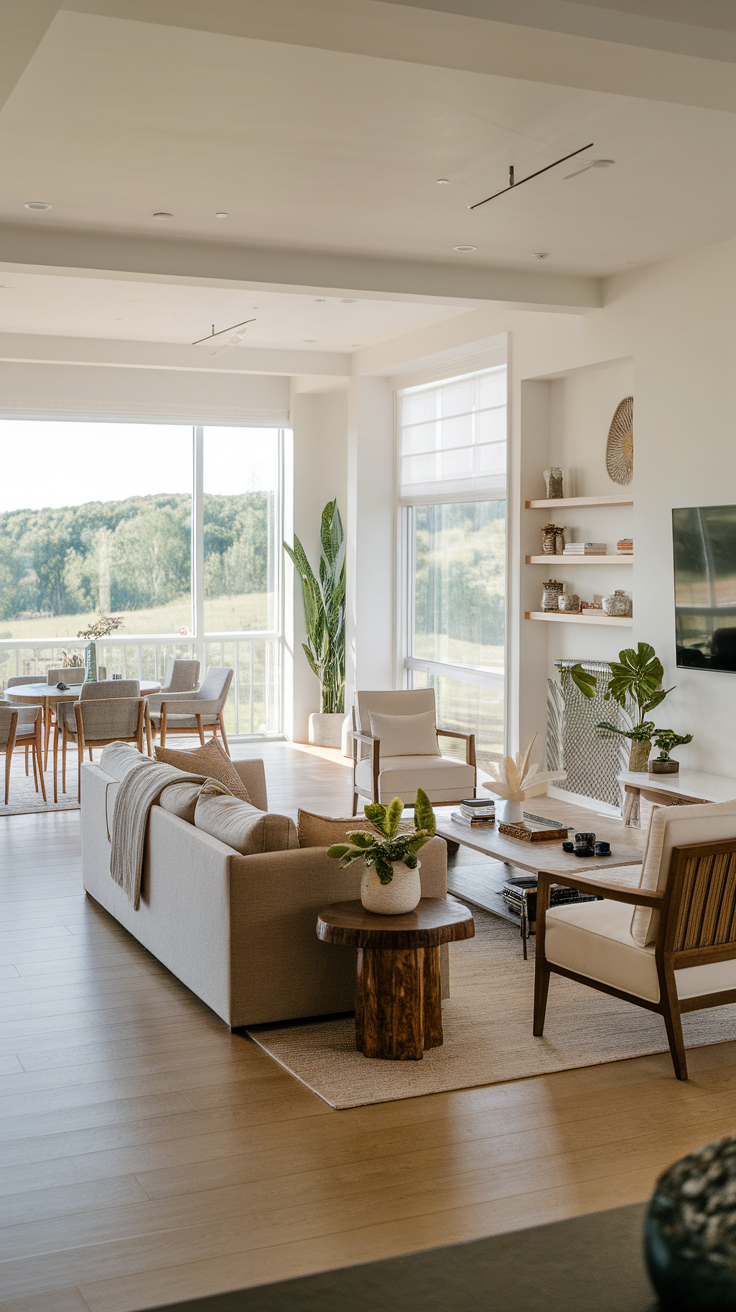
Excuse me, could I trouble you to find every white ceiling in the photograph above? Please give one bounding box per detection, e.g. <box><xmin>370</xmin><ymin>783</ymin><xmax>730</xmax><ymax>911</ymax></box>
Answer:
<box><xmin>2</xmin><ymin>9</ymin><xmax>736</xmax><ymax>283</ymax></box>
<box><xmin>0</xmin><ymin>273</ymin><xmax>467</xmax><ymax>351</ymax></box>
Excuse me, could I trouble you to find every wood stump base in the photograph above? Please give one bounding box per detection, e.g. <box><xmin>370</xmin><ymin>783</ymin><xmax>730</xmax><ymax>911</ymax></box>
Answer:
<box><xmin>355</xmin><ymin>945</ymin><xmax>443</xmax><ymax>1060</ymax></box>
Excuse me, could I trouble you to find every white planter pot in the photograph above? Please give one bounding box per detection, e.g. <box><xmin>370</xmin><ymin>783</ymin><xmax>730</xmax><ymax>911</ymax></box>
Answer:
<box><xmin>361</xmin><ymin>860</ymin><xmax>422</xmax><ymax>915</ymax></box>
<box><xmin>498</xmin><ymin>799</ymin><xmax>524</xmax><ymax>824</ymax></box>
<box><xmin>308</xmin><ymin>712</ymin><xmax>345</xmax><ymax>748</ymax></box>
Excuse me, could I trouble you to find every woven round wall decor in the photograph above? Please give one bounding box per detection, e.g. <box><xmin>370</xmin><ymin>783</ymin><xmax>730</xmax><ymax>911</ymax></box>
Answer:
<box><xmin>606</xmin><ymin>396</ymin><xmax>633</xmax><ymax>485</ymax></box>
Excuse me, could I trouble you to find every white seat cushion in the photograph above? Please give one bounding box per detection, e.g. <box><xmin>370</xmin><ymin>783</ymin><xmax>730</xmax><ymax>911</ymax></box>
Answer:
<box><xmin>355</xmin><ymin>753</ymin><xmax>475</xmax><ymax>803</ymax></box>
<box><xmin>632</xmin><ymin>798</ymin><xmax>736</xmax><ymax>947</ymax></box>
<box><xmin>546</xmin><ymin>896</ymin><xmax>736</xmax><ymax>1004</ymax></box>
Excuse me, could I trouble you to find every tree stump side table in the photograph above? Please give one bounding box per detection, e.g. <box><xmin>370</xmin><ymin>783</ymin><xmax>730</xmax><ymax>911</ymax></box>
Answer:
<box><xmin>316</xmin><ymin>897</ymin><xmax>475</xmax><ymax>1061</ymax></box>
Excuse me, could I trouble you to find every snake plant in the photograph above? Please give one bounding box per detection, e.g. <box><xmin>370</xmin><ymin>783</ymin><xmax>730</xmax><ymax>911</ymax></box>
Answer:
<box><xmin>284</xmin><ymin>499</ymin><xmax>345</xmax><ymax>714</ymax></box>
<box><xmin>327</xmin><ymin>789</ymin><xmax>436</xmax><ymax>884</ymax></box>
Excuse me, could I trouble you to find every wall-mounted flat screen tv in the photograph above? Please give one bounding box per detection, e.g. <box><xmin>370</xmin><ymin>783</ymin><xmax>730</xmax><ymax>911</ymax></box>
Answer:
<box><xmin>673</xmin><ymin>504</ymin><xmax>736</xmax><ymax>672</ymax></box>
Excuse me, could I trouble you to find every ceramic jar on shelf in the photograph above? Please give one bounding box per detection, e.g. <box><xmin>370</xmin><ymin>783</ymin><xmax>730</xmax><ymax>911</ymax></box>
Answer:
<box><xmin>542</xmin><ymin>580</ymin><xmax>564</xmax><ymax>612</ymax></box>
<box><xmin>557</xmin><ymin>593</ymin><xmax>581</xmax><ymax>614</ymax></box>
<box><xmin>541</xmin><ymin>523</ymin><xmax>565</xmax><ymax>555</ymax></box>
<box><xmin>543</xmin><ymin>467</ymin><xmax>564</xmax><ymax>499</ymax></box>
<box><xmin>602</xmin><ymin>589</ymin><xmax>632</xmax><ymax>617</ymax></box>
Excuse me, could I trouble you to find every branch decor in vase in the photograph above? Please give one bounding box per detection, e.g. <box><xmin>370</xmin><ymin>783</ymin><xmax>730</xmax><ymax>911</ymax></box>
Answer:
<box><xmin>284</xmin><ymin>499</ymin><xmax>346</xmax><ymax>747</ymax></box>
<box><xmin>327</xmin><ymin>789</ymin><xmax>436</xmax><ymax>914</ymax></box>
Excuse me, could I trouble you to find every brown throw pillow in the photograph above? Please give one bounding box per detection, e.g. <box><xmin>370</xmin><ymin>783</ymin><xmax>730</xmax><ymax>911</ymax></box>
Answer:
<box><xmin>154</xmin><ymin>738</ymin><xmax>251</xmax><ymax>802</ymax></box>
<box><xmin>297</xmin><ymin>809</ymin><xmax>374</xmax><ymax>849</ymax></box>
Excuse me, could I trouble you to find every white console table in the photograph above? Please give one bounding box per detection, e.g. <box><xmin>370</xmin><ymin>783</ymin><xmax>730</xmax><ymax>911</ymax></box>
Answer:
<box><xmin>619</xmin><ymin>769</ymin><xmax>736</xmax><ymax>826</ymax></box>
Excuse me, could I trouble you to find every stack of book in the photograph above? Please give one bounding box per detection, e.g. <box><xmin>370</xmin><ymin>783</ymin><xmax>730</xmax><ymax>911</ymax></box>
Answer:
<box><xmin>450</xmin><ymin>797</ymin><xmax>496</xmax><ymax>828</ymax></box>
<box><xmin>562</xmin><ymin>542</ymin><xmax>607</xmax><ymax>556</ymax></box>
<box><xmin>502</xmin><ymin>875</ymin><xmax>600</xmax><ymax>926</ymax></box>
<box><xmin>617</xmin><ymin>537</ymin><xmax>633</xmax><ymax>555</ymax></box>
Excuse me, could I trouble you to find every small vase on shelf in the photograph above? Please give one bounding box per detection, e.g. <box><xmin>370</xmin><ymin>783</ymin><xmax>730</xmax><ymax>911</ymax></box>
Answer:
<box><xmin>602</xmin><ymin>589</ymin><xmax>632</xmax><ymax>617</ymax></box>
<box><xmin>543</xmin><ymin>467</ymin><xmax>564</xmax><ymax>499</ymax></box>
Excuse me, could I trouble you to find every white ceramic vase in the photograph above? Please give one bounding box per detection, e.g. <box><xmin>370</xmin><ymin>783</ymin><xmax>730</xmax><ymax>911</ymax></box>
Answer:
<box><xmin>499</xmin><ymin>799</ymin><xmax>524</xmax><ymax>824</ymax></box>
<box><xmin>361</xmin><ymin>860</ymin><xmax>422</xmax><ymax>915</ymax></box>
<box><xmin>308</xmin><ymin>712</ymin><xmax>345</xmax><ymax>748</ymax></box>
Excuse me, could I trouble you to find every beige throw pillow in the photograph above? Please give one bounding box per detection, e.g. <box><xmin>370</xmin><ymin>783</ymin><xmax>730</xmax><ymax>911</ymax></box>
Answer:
<box><xmin>159</xmin><ymin>779</ymin><xmax>229</xmax><ymax>824</ymax></box>
<box><xmin>194</xmin><ymin>793</ymin><xmax>298</xmax><ymax>855</ymax></box>
<box><xmin>154</xmin><ymin>738</ymin><xmax>251</xmax><ymax>802</ymax></box>
<box><xmin>367</xmin><ymin>708</ymin><xmax>439</xmax><ymax>757</ymax></box>
<box><xmin>297</xmin><ymin>809</ymin><xmax>374</xmax><ymax>849</ymax></box>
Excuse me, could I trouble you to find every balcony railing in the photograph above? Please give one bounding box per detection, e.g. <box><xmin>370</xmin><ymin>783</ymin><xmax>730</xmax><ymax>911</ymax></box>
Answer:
<box><xmin>0</xmin><ymin>633</ymin><xmax>283</xmax><ymax>738</ymax></box>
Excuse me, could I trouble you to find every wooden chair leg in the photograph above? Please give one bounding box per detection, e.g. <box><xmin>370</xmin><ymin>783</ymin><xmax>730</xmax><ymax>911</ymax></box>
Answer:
<box><xmin>25</xmin><ymin>744</ymin><xmax>29</xmax><ymax>776</ymax></box>
<box><xmin>352</xmin><ymin>791</ymin><xmax>360</xmax><ymax>817</ymax></box>
<box><xmin>78</xmin><ymin>734</ymin><xmax>85</xmax><ymax>803</ymax></box>
<box><xmin>44</xmin><ymin>705</ymin><xmax>52</xmax><ymax>771</ymax></box>
<box><xmin>145</xmin><ymin>705</ymin><xmax>152</xmax><ymax>756</ymax></box>
<box><xmin>160</xmin><ymin>707</ymin><xmax>167</xmax><ymax>748</ymax></box>
<box><xmin>533</xmin><ymin>962</ymin><xmax>551</xmax><ymax>1036</ymax></box>
<box><xmin>62</xmin><ymin>724</ymin><xmax>68</xmax><ymax>795</ymax></box>
<box><xmin>661</xmin><ymin>970</ymin><xmax>688</xmax><ymax>1080</ymax></box>
<box><xmin>53</xmin><ymin>725</ymin><xmax>59</xmax><ymax>803</ymax></box>
<box><xmin>196</xmin><ymin>714</ymin><xmax>205</xmax><ymax>746</ymax></box>
<box><xmin>31</xmin><ymin>742</ymin><xmax>38</xmax><ymax>791</ymax></box>
<box><xmin>35</xmin><ymin>719</ymin><xmax>46</xmax><ymax>803</ymax></box>
<box><xmin>218</xmin><ymin>715</ymin><xmax>230</xmax><ymax>756</ymax></box>
<box><xmin>4</xmin><ymin>744</ymin><xmax>11</xmax><ymax>806</ymax></box>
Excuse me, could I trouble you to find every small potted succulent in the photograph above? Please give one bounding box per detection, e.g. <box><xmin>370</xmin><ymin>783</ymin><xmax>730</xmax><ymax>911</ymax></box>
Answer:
<box><xmin>327</xmin><ymin>789</ymin><xmax>436</xmax><ymax>914</ymax></box>
<box><xmin>650</xmin><ymin>729</ymin><xmax>693</xmax><ymax>775</ymax></box>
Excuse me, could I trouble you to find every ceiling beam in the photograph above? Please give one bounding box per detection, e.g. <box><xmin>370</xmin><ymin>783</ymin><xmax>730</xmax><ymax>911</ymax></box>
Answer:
<box><xmin>62</xmin><ymin>0</ymin><xmax>736</xmax><ymax>111</ymax></box>
<box><xmin>0</xmin><ymin>226</ymin><xmax>601</xmax><ymax>312</ymax></box>
<box><xmin>0</xmin><ymin>0</ymin><xmax>64</xmax><ymax>114</ymax></box>
<box><xmin>0</xmin><ymin>332</ymin><xmax>350</xmax><ymax>377</ymax></box>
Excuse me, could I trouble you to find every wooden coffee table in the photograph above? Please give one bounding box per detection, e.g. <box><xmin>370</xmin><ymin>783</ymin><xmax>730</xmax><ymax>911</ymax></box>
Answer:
<box><xmin>316</xmin><ymin>898</ymin><xmax>474</xmax><ymax>1061</ymax></box>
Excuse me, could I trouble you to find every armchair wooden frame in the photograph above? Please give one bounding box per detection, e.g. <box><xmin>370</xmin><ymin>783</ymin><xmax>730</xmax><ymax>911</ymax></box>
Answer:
<box><xmin>2</xmin><ymin>709</ymin><xmax>46</xmax><ymax>805</ymax></box>
<box><xmin>351</xmin><ymin>717</ymin><xmax>476</xmax><ymax>815</ymax></box>
<box><xmin>534</xmin><ymin>838</ymin><xmax>736</xmax><ymax>1081</ymax></box>
<box><xmin>54</xmin><ymin>698</ymin><xmax>147</xmax><ymax>803</ymax></box>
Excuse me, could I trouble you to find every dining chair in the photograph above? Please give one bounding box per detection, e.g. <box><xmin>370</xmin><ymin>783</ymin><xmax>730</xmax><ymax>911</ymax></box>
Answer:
<box><xmin>533</xmin><ymin>799</ymin><xmax>736</xmax><ymax>1080</ymax></box>
<box><xmin>46</xmin><ymin>668</ymin><xmax>86</xmax><ymax>686</ymax></box>
<box><xmin>146</xmin><ymin>667</ymin><xmax>234</xmax><ymax>754</ymax></box>
<box><xmin>54</xmin><ymin>680</ymin><xmax>143</xmax><ymax>801</ymax></box>
<box><xmin>6</xmin><ymin>676</ymin><xmax>48</xmax><ymax>777</ymax></box>
<box><xmin>0</xmin><ymin>702</ymin><xmax>46</xmax><ymax>805</ymax></box>
<box><xmin>351</xmin><ymin>688</ymin><xmax>476</xmax><ymax>814</ymax></box>
<box><xmin>159</xmin><ymin>658</ymin><xmax>200</xmax><ymax>694</ymax></box>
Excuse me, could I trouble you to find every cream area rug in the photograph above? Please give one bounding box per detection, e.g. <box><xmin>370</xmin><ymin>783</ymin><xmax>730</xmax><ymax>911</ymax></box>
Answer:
<box><xmin>247</xmin><ymin>904</ymin><xmax>736</xmax><ymax>1109</ymax></box>
<box><xmin>0</xmin><ymin>763</ymin><xmax>79</xmax><ymax>815</ymax></box>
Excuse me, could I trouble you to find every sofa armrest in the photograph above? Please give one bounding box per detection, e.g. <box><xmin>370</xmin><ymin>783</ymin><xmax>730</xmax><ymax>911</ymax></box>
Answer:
<box><xmin>233</xmin><ymin>758</ymin><xmax>268</xmax><ymax>811</ymax></box>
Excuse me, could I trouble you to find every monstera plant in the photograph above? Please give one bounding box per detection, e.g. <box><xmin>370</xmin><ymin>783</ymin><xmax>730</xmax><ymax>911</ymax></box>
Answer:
<box><xmin>565</xmin><ymin>643</ymin><xmax>679</xmax><ymax>772</ymax></box>
<box><xmin>284</xmin><ymin>499</ymin><xmax>345</xmax><ymax>716</ymax></box>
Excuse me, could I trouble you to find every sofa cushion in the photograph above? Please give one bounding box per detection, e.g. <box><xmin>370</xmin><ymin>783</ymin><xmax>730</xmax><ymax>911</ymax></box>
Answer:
<box><xmin>194</xmin><ymin>793</ymin><xmax>298</xmax><ymax>854</ymax></box>
<box><xmin>367</xmin><ymin>709</ymin><xmax>439</xmax><ymax>757</ymax></box>
<box><xmin>355</xmin><ymin>753</ymin><xmax>474</xmax><ymax>801</ymax></box>
<box><xmin>154</xmin><ymin>738</ymin><xmax>251</xmax><ymax>802</ymax></box>
<box><xmin>100</xmin><ymin>742</ymin><xmax>155</xmax><ymax>781</ymax></box>
<box><xmin>160</xmin><ymin>779</ymin><xmax>229</xmax><ymax>824</ymax></box>
<box><xmin>297</xmin><ymin>809</ymin><xmax>375</xmax><ymax>849</ymax></box>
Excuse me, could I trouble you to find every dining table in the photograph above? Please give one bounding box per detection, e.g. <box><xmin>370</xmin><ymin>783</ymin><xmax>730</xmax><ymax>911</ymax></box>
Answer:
<box><xmin>5</xmin><ymin>679</ymin><xmax>161</xmax><ymax>768</ymax></box>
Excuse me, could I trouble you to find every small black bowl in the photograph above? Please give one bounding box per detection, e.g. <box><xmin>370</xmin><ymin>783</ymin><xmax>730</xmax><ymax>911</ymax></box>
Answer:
<box><xmin>574</xmin><ymin>844</ymin><xmax>595</xmax><ymax>858</ymax></box>
<box><xmin>595</xmin><ymin>841</ymin><xmax>611</xmax><ymax>857</ymax></box>
<box><xmin>562</xmin><ymin>840</ymin><xmax>575</xmax><ymax>853</ymax></box>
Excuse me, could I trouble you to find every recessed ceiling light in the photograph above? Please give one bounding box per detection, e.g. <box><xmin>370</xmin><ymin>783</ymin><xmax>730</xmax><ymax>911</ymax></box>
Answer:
<box><xmin>436</xmin><ymin>178</ymin><xmax>450</xmax><ymax>185</ymax></box>
<box><xmin>153</xmin><ymin>212</ymin><xmax>173</xmax><ymax>220</ymax></box>
<box><xmin>533</xmin><ymin>252</ymin><xmax>549</xmax><ymax>260</ymax></box>
<box><xmin>215</xmin><ymin>212</ymin><xmax>228</xmax><ymax>218</ymax></box>
<box><xmin>24</xmin><ymin>201</ymin><xmax>51</xmax><ymax>211</ymax></box>
<box><xmin>341</xmin><ymin>299</ymin><xmax>356</xmax><ymax>304</ymax></box>
<box><xmin>315</xmin><ymin>298</ymin><xmax>326</xmax><ymax>302</ymax></box>
<box><xmin>454</xmin><ymin>245</ymin><xmax>476</xmax><ymax>252</ymax></box>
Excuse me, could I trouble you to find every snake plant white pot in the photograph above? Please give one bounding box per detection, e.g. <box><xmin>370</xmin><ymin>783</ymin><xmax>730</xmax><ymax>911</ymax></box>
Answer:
<box><xmin>360</xmin><ymin>860</ymin><xmax>422</xmax><ymax>915</ymax></box>
<box><xmin>308</xmin><ymin>712</ymin><xmax>344</xmax><ymax>748</ymax></box>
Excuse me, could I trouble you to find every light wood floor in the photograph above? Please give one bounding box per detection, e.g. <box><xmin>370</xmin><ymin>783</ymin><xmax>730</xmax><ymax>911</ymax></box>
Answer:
<box><xmin>1</xmin><ymin>742</ymin><xmax>736</xmax><ymax>1312</ymax></box>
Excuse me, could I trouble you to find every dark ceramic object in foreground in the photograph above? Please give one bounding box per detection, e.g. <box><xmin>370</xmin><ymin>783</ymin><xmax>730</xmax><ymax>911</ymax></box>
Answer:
<box><xmin>651</xmin><ymin>759</ymin><xmax>680</xmax><ymax>774</ymax></box>
<box><xmin>645</xmin><ymin>1137</ymin><xmax>736</xmax><ymax>1310</ymax></box>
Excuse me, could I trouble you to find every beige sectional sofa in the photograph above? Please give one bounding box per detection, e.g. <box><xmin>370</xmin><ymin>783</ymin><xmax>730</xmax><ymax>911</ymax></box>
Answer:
<box><xmin>81</xmin><ymin>756</ymin><xmax>448</xmax><ymax>1029</ymax></box>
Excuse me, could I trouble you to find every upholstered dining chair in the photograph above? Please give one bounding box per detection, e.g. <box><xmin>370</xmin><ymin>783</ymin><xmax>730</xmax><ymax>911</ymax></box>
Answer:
<box><xmin>54</xmin><ymin>680</ymin><xmax>143</xmax><ymax>801</ymax></box>
<box><xmin>0</xmin><ymin>701</ymin><xmax>46</xmax><ymax>804</ymax></box>
<box><xmin>533</xmin><ymin>799</ymin><xmax>736</xmax><ymax>1081</ymax></box>
<box><xmin>147</xmin><ymin>666</ymin><xmax>234</xmax><ymax>754</ymax></box>
<box><xmin>6</xmin><ymin>676</ymin><xmax>51</xmax><ymax>777</ymax></box>
<box><xmin>45</xmin><ymin>668</ymin><xmax>86</xmax><ymax>686</ymax></box>
<box><xmin>159</xmin><ymin>657</ymin><xmax>200</xmax><ymax>694</ymax></box>
<box><xmin>351</xmin><ymin>688</ymin><xmax>476</xmax><ymax>814</ymax></box>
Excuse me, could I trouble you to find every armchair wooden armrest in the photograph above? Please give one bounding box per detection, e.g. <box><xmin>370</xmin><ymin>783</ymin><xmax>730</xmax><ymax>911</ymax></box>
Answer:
<box><xmin>536</xmin><ymin>868</ymin><xmax>663</xmax><ymax>909</ymax></box>
<box><xmin>352</xmin><ymin>731</ymin><xmax>380</xmax><ymax>814</ymax></box>
<box><xmin>436</xmin><ymin>727</ymin><xmax>476</xmax><ymax>768</ymax></box>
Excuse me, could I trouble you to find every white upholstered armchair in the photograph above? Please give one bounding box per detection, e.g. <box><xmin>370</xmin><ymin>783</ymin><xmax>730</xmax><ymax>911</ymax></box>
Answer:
<box><xmin>352</xmin><ymin>688</ymin><xmax>476</xmax><ymax>814</ymax></box>
<box><xmin>534</xmin><ymin>799</ymin><xmax>736</xmax><ymax>1080</ymax></box>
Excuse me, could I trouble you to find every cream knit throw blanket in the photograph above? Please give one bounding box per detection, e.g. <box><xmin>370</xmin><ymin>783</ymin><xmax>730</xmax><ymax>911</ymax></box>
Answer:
<box><xmin>104</xmin><ymin>753</ymin><xmax>229</xmax><ymax>909</ymax></box>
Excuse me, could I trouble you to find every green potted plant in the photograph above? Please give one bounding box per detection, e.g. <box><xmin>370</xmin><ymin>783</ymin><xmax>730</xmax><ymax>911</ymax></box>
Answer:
<box><xmin>566</xmin><ymin>643</ymin><xmax>676</xmax><ymax>772</ymax></box>
<box><xmin>284</xmin><ymin>499</ymin><xmax>345</xmax><ymax>748</ymax></box>
<box><xmin>650</xmin><ymin>729</ymin><xmax>693</xmax><ymax>775</ymax></box>
<box><xmin>327</xmin><ymin>789</ymin><xmax>436</xmax><ymax>914</ymax></box>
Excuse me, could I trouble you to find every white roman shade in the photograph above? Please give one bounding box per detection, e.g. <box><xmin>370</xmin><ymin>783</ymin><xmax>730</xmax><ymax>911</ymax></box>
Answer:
<box><xmin>397</xmin><ymin>365</ymin><xmax>507</xmax><ymax>505</ymax></box>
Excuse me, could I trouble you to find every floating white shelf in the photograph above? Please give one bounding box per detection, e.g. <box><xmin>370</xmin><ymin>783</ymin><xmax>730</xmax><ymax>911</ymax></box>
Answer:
<box><xmin>526</xmin><ymin>555</ymin><xmax>634</xmax><ymax>565</ymax></box>
<box><xmin>526</xmin><ymin>610</ymin><xmax>633</xmax><ymax>626</ymax></box>
<box><xmin>525</xmin><ymin>494</ymin><xmax>634</xmax><ymax>509</ymax></box>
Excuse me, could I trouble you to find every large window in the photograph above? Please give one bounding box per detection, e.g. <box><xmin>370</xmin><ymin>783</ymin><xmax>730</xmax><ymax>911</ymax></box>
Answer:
<box><xmin>399</xmin><ymin>362</ymin><xmax>507</xmax><ymax>769</ymax></box>
<box><xmin>0</xmin><ymin>420</ymin><xmax>284</xmax><ymax>736</ymax></box>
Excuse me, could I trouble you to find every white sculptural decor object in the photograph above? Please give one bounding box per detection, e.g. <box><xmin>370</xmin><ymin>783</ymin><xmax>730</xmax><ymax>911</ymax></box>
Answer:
<box><xmin>482</xmin><ymin>734</ymin><xmax>565</xmax><ymax>824</ymax></box>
